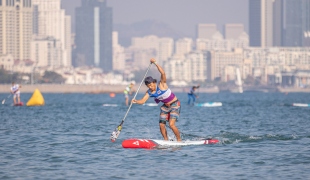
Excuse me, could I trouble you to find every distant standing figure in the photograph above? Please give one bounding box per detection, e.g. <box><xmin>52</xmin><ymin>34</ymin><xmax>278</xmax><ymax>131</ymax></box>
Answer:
<box><xmin>10</xmin><ymin>82</ymin><xmax>22</xmax><ymax>105</ymax></box>
<box><xmin>188</xmin><ymin>85</ymin><xmax>200</xmax><ymax>105</ymax></box>
<box><xmin>124</xmin><ymin>82</ymin><xmax>134</xmax><ymax>106</ymax></box>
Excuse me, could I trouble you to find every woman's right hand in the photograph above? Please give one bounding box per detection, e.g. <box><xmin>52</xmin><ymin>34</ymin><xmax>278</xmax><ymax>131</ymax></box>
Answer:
<box><xmin>132</xmin><ymin>99</ymin><xmax>137</xmax><ymax>104</ymax></box>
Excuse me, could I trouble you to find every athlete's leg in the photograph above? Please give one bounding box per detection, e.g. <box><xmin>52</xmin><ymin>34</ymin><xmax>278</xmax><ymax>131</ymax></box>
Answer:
<box><xmin>159</xmin><ymin>122</ymin><xmax>168</xmax><ymax>140</ymax></box>
<box><xmin>125</xmin><ymin>94</ymin><xmax>129</xmax><ymax>106</ymax></box>
<box><xmin>159</xmin><ymin>105</ymin><xmax>170</xmax><ymax>140</ymax></box>
<box><xmin>13</xmin><ymin>94</ymin><xmax>17</xmax><ymax>104</ymax></box>
<box><xmin>17</xmin><ymin>93</ymin><xmax>20</xmax><ymax>104</ymax></box>
<box><xmin>169</xmin><ymin>100</ymin><xmax>181</xmax><ymax>141</ymax></box>
<box><xmin>169</xmin><ymin>119</ymin><xmax>181</xmax><ymax>141</ymax></box>
<box><xmin>190</xmin><ymin>95</ymin><xmax>195</xmax><ymax>105</ymax></box>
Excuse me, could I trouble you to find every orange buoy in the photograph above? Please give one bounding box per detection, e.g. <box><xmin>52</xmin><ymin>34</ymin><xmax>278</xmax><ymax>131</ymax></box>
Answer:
<box><xmin>110</xmin><ymin>93</ymin><xmax>116</xmax><ymax>98</ymax></box>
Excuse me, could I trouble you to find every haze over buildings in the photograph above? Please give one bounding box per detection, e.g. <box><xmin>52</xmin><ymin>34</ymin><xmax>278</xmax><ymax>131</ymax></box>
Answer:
<box><xmin>0</xmin><ymin>0</ymin><xmax>310</xmax><ymax>88</ymax></box>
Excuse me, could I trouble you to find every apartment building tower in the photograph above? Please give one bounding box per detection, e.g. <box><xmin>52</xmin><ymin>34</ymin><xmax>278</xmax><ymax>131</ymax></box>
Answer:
<box><xmin>249</xmin><ymin>0</ymin><xmax>274</xmax><ymax>47</ymax></box>
<box><xmin>0</xmin><ymin>0</ymin><xmax>32</xmax><ymax>60</ymax></box>
<box><xmin>75</xmin><ymin>0</ymin><xmax>113</xmax><ymax>72</ymax></box>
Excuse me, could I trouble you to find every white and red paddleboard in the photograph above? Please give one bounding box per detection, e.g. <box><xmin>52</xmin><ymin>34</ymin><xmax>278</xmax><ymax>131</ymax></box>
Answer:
<box><xmin>122</xmin><ymin>138</ymin><xmax>219</xmax><ymax>149</ymax></box>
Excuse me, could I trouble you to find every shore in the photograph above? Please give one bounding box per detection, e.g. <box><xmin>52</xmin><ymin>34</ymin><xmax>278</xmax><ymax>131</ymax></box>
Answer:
<box><xmin>0</xmin><ymin>84</ymin><xmax>220</xmax><ymax>94</ymax></box>
<box><xmin>0</xmin><ymin>84</ymin><xmax>309</xmax><ymax>93</ymax></box>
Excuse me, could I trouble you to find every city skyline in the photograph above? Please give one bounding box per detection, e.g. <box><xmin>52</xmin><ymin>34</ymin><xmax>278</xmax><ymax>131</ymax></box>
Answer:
<box><xmin>61</xmin><ymin>0</ymin><xmax>249</xmax><ymax>37</ymax></box>
<box><xmin>1</xmin><ymin>0</ymin><xmax>310</xmax><ymax>87</ymax></box>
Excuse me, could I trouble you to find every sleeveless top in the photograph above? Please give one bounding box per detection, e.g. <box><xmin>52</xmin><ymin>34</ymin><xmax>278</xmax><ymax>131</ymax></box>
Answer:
<box><xmin>147</xmin><ymin>84</ymin><xmax>176</xmax><ymax>104</ymax></box>
<box><xmin>124</xmin><ymin>86</ymin><xmax>131</xmax><ymax>94</ymax></box>
<box><xmin>11</xmin><ymin>84</ymin><xmax>20</xmax><ymax>94</ymax></box>
<box><xmin>188</xmin><ymin>87</ymin><xmax>195</xmax><ymax>95</ymax></box>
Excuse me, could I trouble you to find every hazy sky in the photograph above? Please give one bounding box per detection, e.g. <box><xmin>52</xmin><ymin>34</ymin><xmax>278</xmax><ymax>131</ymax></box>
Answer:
<box><xmin>62</xmin><ymin>0</ymin><xmax>248</xmax><ymax>37</ymax></box>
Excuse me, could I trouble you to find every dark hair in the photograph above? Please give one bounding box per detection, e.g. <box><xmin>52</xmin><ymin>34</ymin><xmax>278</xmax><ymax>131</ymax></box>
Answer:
<box><xmin>144</xmin><ymin>76</ymin><xmax>157</xmax><ymax>85</ymax></box>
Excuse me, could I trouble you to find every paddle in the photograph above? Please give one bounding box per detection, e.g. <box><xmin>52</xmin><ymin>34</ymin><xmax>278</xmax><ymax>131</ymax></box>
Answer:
<box><xmin>110</xmin><ymin>63</ymin><xmax>153</xmax><ymax>142</ymax></box>
<box><xmin>196</xmin><ymin>85</ymin><xmax>200</xmax><ymax>104</ymax></box>
<box><xmin>2</xmin><ymin>94</ymin><xmax>11</xmax><ymax>104</ymax></box>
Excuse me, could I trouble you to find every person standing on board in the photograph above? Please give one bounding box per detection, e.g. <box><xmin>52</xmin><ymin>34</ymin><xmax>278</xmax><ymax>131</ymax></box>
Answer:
<box><xmin>187</xmin><ymin>85</ymin><xmax>200</xmax><ymax>105</ymax></box>
<box><xmin>10</xmin><ymin>82</ymin><xmax>22</xmax><ymax>105</ymax></box>
<box><xmin>132</xmin><ymin>58</ymin><xmax>182</xmax><ymax>141</ymax></box>
<box><xmin>124</xmin><ymin>82</ymin><xmax>134</xmax><ymax>106</ymax></box>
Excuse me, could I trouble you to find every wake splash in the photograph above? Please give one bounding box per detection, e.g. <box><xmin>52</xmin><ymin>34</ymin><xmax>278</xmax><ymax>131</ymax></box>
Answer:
<box><xmin>213</xmin><ymin>131</ymin><xmax>302</xmax><ymax>144</ymax></box>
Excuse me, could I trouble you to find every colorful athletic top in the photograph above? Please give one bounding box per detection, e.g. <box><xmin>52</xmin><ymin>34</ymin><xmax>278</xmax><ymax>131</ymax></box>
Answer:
<box><xmin>147</xmin><ymin>84</ymin><xmax>176</xmax><ymax>104</ymax></box>
<box><xmin>11</xmin><ymin>84</ymin><xmax>20</xmax><ymax>94</ymax></box>
<box><xmin>124</xmin><ymin>86</ymin><xmax>131</xmax><ymax>95</ymax></box>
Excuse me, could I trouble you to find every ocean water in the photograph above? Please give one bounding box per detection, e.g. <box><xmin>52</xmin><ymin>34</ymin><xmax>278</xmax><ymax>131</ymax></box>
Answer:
<box><xmin>0</xmin><ymin>92</ymin><xmax>310</xmax><ymax>179</ymax></box>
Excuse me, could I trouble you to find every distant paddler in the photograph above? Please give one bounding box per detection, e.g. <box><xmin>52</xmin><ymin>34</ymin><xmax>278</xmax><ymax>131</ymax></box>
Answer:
<box><xmin>10</xmin><ymin>82</ymin><xmax>22</xmax><ymax>105</ymax></box>
<box><xmin>132</xmin><ymin>58</ymin><xmax>182</xmax><ymax>141</ymax></box>
<box><xmin>187</xmin><ymin>84</ymin><xmax>200</xmax><ymax>105</ymax></box>
<box><xmin>124</xmin><ymin>82</ymin><xmax>135</xmax><ymax>106</ymax></box>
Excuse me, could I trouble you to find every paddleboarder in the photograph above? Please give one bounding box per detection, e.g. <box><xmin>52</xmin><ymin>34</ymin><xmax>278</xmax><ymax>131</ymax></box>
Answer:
<box><xmin>10</xmin><ymin>82</ymin><xmax>22</xmax><ymax>105</ymax></box>
<box><xmin>187</xmin><ymin>85</ymin><xmax>200</xmax><ymax>105</ymax></box>
<box><xmin>132</xmin><ymin>58</ymin><xmax>182</xmax><ymax>141</ymax></box>
<box><xmin>124</xmin><ymin>82</ymin><xmax>135</xmax><ymax>106</ymax></box>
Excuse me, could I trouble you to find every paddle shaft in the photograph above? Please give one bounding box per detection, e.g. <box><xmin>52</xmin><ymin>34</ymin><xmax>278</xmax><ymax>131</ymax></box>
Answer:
<box><xmin>118</xmin><ymin>63</ymin><xmax>153</xmax><ymax>126</ymax></box>
<box><xmin>2</xmin><ymin>94</ymin><xmax>11</xmax><ymax>104</ymax></box>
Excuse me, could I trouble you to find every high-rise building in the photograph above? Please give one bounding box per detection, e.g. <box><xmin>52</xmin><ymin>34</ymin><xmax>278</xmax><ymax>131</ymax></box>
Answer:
<box><xmin>273</xmin><ymin>0</ymin><xmax>283</xmax><ymax>46</ymax></box>
<box><xmin>175</xmin><ymin>38</ymin><xmax>193</xmax><ymax>56</ymax></box>
<box><xmin>74</xmin><ymin>0</ymin><xmax>112</xmax><ymax>72</ymax></box>
<box><xmin>282</xmin><ymin>0</ymin><xmax>310</xmax><ymax>46</ymax></box>
<box><xmin>32</xmin><ymin>0</ymin><xmax>72</xmax><ymax>67</ymax></box>
<box><xmin>224</xmin><ymin>24</ymin><xmax>244</xmax><ymax>39</ymax></box>
<box><xmin>249</xmin><ymin>0</ymin><xmax>274</xmax><ymax>47</ymax></box>
<box><xmin>0</xmin><ymin>0</ymin><xmax>32</xmax><ymax>60</ymax></box>
<box><xmin>112</xmin><ymin>31</ymin><xmax>125</xmax><ymax>71</ymax></box>
<box><xmin>273</xmin><ymin>0</ymin><xmax>310</xmax><ymax>47</ymax></box>
<box><xmin>158</xmin><ymin>38</ymin><xmax>174</xmax><ymax>63</ymax></box>
<box><xmin>196</xmin><ymin>24</ymin><xmax>217</xmax><ymax>39</ymax></box>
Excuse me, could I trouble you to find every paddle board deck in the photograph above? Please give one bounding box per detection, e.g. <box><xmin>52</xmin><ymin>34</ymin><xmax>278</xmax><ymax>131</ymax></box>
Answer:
<box><xmin>13</xmin><ymin>102</ymin><xmax>24</xmax><ymax>106</ymax></box>
<box><xmin>195</xmin><ymin>102</ymin><xmax>222</xmax><ymax>107</ymax></box>
<box><xmin>122</xmin><ymin>138</ymin><xmax>219</xmax><ymax>149</ymax></box>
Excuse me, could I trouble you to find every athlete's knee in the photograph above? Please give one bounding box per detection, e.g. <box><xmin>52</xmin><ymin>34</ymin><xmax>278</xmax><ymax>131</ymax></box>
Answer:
<box><xmin>169</xmin><ymin>119</ymin><xmax>177</xmax><ymax>127</ymax></box>
<box><xmin>159</xmin><ymin>122</ymin><xmax>166</xmax><ymax>129</ymax></box>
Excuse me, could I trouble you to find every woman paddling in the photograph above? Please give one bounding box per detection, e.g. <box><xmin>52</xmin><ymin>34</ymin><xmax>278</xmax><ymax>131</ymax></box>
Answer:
<box><xmin>132</xmin><ymin>58</ymin><xmax>182</xmax><ymax>141</ymax></box>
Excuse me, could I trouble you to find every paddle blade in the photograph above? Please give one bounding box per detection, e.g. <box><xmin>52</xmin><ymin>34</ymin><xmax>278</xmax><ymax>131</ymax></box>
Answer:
<box><xmin>2</xmin><ymin>99</ymin><xmax>5</xmax><ymax>104</ymax></box>
<box><xmin>110</xmin><ymin>125</ymin><xmax>122</xmax><ymax>142</ymax></box>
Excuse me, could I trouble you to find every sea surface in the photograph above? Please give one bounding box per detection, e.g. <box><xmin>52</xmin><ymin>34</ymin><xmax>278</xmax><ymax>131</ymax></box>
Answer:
<box><xmin>0</xmin><ymin>92</ymin><xmax>310</xmax><ymax>179</ymax></box>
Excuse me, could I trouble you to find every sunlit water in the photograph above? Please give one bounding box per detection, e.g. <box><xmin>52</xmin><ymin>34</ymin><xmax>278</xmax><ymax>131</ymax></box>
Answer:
<box><xmin>1</xmin><ymin>92</ymin><xmax>310</xmax><ymax>179</ymax></box>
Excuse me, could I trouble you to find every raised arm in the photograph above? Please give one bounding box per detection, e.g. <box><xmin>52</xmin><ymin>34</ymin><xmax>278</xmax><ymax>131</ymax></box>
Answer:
<box><xmin>150</xmin><ymin>58</ymin><xmax>168</xmax><ymax>89</ymax></box>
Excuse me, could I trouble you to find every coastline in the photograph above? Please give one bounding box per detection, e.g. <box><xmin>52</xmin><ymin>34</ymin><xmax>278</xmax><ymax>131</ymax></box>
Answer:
<box><xmin>0</xmin><ymin>84</ymin><xmax>219</xmax><ymax>94</ymax></box>
<box><xmin>0</xmin><ymin>84</ymin><xmax>309</xmax><ymax>93</ymax></box>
